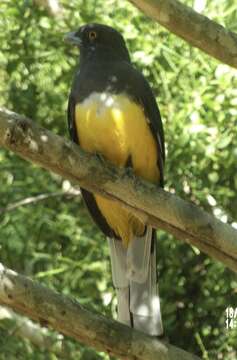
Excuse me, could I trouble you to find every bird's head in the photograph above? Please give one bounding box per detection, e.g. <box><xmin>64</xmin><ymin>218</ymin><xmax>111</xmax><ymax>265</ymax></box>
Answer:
<box><xmin>65</xmin><ymin>23</ymin><xmax>130</xmax><ymax>64</ymax></box>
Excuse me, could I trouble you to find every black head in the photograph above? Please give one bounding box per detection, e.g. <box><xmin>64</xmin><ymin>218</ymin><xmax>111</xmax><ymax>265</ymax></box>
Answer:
<box><xmin>65</xmin><ymin>23</ymin><xmax>130</xmax><ymax>64</ymax></box>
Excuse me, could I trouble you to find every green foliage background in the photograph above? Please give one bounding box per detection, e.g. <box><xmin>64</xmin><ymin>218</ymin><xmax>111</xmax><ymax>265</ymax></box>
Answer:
<box><xmin>0</xmin><ymin>0</ymin><xmax>237</xmax><ymax>358</ymax></box>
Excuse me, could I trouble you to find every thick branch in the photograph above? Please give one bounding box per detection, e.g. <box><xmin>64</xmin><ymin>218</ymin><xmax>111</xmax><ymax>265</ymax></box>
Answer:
<box><xmin>128</xmin><ymin>0</ymin><xmax>237</xmax><ymax>69</ymax></box>
<box><xmin>0</xmin><ymin>108</ymin><xmax>237</xmax><ymax>273</ymax></box>
<box><xmin>0</xmin><ymin>263</ymin><xmax>200</xmax><ymax>360</ymax></box>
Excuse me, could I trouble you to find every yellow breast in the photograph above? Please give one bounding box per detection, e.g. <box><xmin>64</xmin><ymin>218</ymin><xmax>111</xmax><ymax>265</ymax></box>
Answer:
<box><xmin>75</xmin><ymin>92</ymin><xmax>159</xmax><ymax>245</ymax></box>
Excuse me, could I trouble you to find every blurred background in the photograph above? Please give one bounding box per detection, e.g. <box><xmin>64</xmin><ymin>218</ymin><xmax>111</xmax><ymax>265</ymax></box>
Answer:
<box><xmin>0</xmin><ymin>0</ymin><xmax>237</xmax><ymax>358</ymax></box>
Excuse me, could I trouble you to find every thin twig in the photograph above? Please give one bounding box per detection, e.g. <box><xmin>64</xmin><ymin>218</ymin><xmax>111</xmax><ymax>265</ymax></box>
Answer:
<box><xmin>0</xmin><ymin>190</ymin><xmax>80</xmax><ymax>215</ymax></box>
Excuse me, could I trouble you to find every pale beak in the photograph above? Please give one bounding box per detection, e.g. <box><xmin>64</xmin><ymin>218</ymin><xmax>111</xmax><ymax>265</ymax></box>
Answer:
<box><xmin>64</xmin><ymin>31</ymin><xmax>81</xmax><ymax>46</ymax></box>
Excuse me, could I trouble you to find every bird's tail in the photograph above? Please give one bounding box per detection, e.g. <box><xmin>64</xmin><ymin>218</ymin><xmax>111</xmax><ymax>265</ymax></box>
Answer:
<box><xmin>108</xmin><ymin>226</ymin><xmax>163</xmax><ymax>336</ymax></box>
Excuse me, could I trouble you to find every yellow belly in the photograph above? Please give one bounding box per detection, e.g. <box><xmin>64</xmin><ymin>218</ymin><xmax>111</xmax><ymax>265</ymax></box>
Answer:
<box><xmin>75</xmin><ymin>92</ymin><xmax>159</xmax><ymax>245</ymax></box>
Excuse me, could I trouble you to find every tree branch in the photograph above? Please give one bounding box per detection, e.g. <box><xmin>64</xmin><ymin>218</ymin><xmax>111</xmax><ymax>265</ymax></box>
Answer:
<box><xmin>0</xmin><ymin>305</ymin><xmax>67</xmax><ymax>357</ymax></box>
<box><xmin>0</xmin><ymin>107</ymin><xmax>237</xmax><ymax>273</ymax></box>
<box><xmin>0</xmin><ymin>190</ymin><xmax>80</xmax><ymax>215</ymax></box>
<box><xmin>128</xmin><ymin>0</ymin><xmax>237</xmax><ymax>69</ymax></box>
<box><xmin>34</xmin><ymin>0</ymin><xmax>63</xmax><ymax>17</ymax></box>
<box><xmin>0</xmin><ymin>263</ymin><xmax>201</xmax><ymax>360</ymax></box>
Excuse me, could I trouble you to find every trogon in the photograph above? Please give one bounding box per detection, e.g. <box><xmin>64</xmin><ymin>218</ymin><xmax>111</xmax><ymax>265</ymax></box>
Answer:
<box><xmin>66</xmin><ymin>23</ymin><xmax>165</xmax><ymax>336</ymax></box>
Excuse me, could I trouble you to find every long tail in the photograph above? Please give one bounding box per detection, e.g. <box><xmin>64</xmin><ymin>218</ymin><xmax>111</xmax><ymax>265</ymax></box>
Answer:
<box><xmin>108</xmin><ymin>226</ymin><xmax>163</xmax><ymax>336</ymax></box>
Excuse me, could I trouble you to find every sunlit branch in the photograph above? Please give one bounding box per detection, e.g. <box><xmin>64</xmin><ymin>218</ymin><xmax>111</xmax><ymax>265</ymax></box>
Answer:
<box><xmin>0</xmin><ymin>107</ymin><xmax>237</xmax><ymax>273</ymax></box>
<box><xmin>0</xmin><ymin>263</ymin><xmax>201</xmax><ymax>360</ymax></box>
<box><xmin>128</xmin><ymin>0</ymin><xmax>237</xmax><ymax>69</ymax></box>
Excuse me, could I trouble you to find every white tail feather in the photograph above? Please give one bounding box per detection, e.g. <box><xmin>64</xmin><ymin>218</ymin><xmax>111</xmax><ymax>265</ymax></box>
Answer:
<box><xmin>108</xmin><ymin>227</ymin><xmax>163</xmax><ymax>336</ymax></box>
<box><xmin>126</xmin><ymin>226</ymin><xmax>152</xmax><ymax>283</ymax></box>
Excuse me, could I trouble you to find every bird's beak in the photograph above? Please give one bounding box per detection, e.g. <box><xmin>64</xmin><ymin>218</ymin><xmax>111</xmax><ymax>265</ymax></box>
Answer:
<box><xmin>64</xmin><ymin>31</ymin><xmax>81</xmax><ymax>46</ymax></box>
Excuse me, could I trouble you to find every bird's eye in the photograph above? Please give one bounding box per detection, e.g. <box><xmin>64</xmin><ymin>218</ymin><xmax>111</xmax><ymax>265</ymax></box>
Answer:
<box><xmin>88</xmin><ymin>31</ymin><xmax>97</xmax><ymax>41</ymax></box>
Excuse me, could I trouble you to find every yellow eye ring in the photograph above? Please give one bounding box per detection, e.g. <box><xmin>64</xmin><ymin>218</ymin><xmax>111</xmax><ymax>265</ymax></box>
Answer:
<box><xmin>89</xmin><ymin>31</ymin><xmax>97</xmax><ymax>41</ymax></box>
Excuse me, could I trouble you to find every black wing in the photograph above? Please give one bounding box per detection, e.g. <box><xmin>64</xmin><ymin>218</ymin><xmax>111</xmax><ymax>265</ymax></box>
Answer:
<box><xmin>67</xmin><ymin>94</ymin><xmax>78</xmax><ymax>142</ymax></box>
<box><xmin>135</xmin><ymin>76</ymin><xmax>165</xmax><ymax>187</ymax></box>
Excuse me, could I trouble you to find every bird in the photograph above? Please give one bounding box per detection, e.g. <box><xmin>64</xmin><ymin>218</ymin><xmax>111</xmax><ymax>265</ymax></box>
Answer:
<box><xmin>66</xmin><ymin>23</ymin><xmax>165</xmax><ymax>337</ymax></box>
